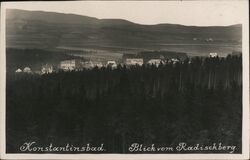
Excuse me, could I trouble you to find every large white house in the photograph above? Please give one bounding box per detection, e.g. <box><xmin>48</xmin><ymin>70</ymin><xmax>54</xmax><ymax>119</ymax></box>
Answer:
<box><xmin>23</xmin><ymin>67</ymin><xmax>32</xmax><ymax>73</ymax></box>
<box><xmin>15</xmin><ymin>68</ymin><xmax>22</xmax><ymax>73</ymax></box>
<box><xmin>209</xmin><ymin>53</ymin><xmax>218</xmax><ymax>58</ymax></box>
<box><xmin>125</xmin><ymin>58</ymin><xmax>144</xmax><ymax>66</ymax></box>
<box><xmin>41</xmin><ymin>64</ymin><xmax>53</xmax><ymax>74</ymax></box>
<box><xmin>170</xmin><ymin>58</ymin><xmax>180</xmax><ymax>64</ymax></box>
<box><xmin>59</xmin><ymin>59</ymin><xmax>81</xmax><ymax>71</ymax></box>
<box><xmin>147</xmin><ymin>59</ymin><xmax>163</xmax><ymax>67</ymax></box>
<box><xmin>81</xmin><ymin>61</ymin><xmax>94</xmax><ymax>69</ymax></box>
<box><xmin>106</xmin><ymin>60</ymin><xmax>117</xmax><ymax>69</ymax></box>
<box><xmin>93</xmin><ymin>62</ymin><xmax>104</xmax><ymax>68</ymax></box>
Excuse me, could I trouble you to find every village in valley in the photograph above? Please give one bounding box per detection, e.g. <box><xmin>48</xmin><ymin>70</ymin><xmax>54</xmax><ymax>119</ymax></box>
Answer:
<box><xmin>14</xmin><ymin>51</ymin><xmax>221</xmax><ymax>75</ymax></box>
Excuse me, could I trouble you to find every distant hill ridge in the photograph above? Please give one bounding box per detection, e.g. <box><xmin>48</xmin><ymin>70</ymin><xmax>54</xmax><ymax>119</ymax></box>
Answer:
<box><xmin>6</xmin><ymin>9</ymin><xmax>242</xmax><ymax>50</ymax></box>
<box><xmin>6</xmin><ymin>9</ymin><xmax>242</xmax><ymax>27</ymax></box>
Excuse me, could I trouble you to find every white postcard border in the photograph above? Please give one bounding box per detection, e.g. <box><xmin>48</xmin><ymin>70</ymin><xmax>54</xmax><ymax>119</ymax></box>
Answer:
<box><xmin>0</xmin><ymin>1</ymin><xmax>249</xmax><ymax>159</ymax></box>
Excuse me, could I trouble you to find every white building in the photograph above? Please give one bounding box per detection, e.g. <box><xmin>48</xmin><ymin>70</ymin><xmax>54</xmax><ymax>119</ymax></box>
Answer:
<box><xmin>147</xmin><ymin>59</ymin><xmax>163</xmax><ymax>67</ymax></box>
<box><xmin>107</xmin><ymin>60</ymin><xmax>117</xmax><ymax>69</ymax></box>
<box><xmin>15</xmin><ymin>68</ymin><xmax>22</xmax><ymax>73</ymax></box>
<box><xmin>93</xmin><ymin>62</ymin><xmax>104</xmax><ymax>68</ymax></box>
<box><xmin>59</xmin><ymin>59</ymin><xmax>81</xmax><ymax>71</ymax></box>
<box><xmin>81</xmin><ymin>61</ymin><xmax>94</xmax><ymax>69</ymax></box>
<box><xmin>209</xmin><ymin>53</ymin><xmax>218</xmax><ymax>58</ymax></box>
<box><xmin>23</xmin><ymin>67</ymin><xmax>32</xmax><ymax>73</ymax></box>
<box><xmin>125</xmin><ymin>58</ymin><xmax>144</xmax><ymax>66</ymax></box>
<box><xmin>170</xmin><ymin>58</ymin><xmax>180</xmax><ymax>64</ymax></box>
<box><xmin>41</xmin><ymin>64</ymin><xmax>53</xmax><ymax>74</ymax></box>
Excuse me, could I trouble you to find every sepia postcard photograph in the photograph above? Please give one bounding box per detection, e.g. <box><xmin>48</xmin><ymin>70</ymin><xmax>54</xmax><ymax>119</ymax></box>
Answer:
<box><xmin>0</xmin><ymin>0</ymin><xmax>249</xmax><ymax>159</ymax></box>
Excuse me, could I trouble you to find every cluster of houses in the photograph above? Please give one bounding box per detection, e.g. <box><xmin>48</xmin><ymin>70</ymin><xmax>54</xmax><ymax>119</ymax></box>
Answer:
<box><xmin>59</xmin><ymin>59</ymin><xmax>117</xmax><ymax>71</ymax></box>
<box><xmin>15</xmin><ymin>67</ymin><xmax>32</xmax><ymax>73</ymax></box>
<box><xmin>57</xmin><ymin>53</ymin><xmax>183</xmax><ymax>71</ymax></box>
<box><xmin>57</xmin><ymin>58</ymin><xmax>180</xmax><ymax>72</ymax></box>
<box><xmin>15</xmin><ymin>65</ymin><xmax>53</xmax><ymax>74</ymax></box>
<box><xmin>14</xmin><ymin>58</ymin><xmax>178</xmax><ymax>74</ymax></box>
<box><xmin>14</xmin><ymin>52</ymin><xmax>219</xmax><ymax>74</ymax></box>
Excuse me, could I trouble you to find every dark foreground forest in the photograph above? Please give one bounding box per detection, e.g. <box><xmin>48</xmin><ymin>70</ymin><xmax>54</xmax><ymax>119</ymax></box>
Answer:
<box><xmin>6</xmin><ymin>55</ymin><xmax>242</xmax><ymax>153</ymax></box>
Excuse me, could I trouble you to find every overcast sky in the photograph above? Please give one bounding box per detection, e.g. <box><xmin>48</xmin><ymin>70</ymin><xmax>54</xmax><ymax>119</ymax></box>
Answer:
<box><xmin>2</xmin><ymin>1</ymin><xmax>249</xmax><ymax>26</ymax></box>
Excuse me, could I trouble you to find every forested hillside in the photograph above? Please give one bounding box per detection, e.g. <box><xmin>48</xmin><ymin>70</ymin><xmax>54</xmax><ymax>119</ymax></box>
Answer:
<box><xmin>6</xmin><ymin>55</ymin><xmax>242</xmax><ymax>153</ymax></box>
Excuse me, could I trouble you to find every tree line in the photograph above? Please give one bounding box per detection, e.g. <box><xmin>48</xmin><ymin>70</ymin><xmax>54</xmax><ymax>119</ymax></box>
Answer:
<box><xmin>6</xmin><ymin>55</ymin><xmax>242</xmax><ymax>153</ymax></box>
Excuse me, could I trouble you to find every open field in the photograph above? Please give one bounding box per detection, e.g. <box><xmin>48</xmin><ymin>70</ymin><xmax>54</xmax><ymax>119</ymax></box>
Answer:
<box><xmin>56</xmin><ymin>44</ymin><xmax>241</xmax><ymax>60</ymax></box>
